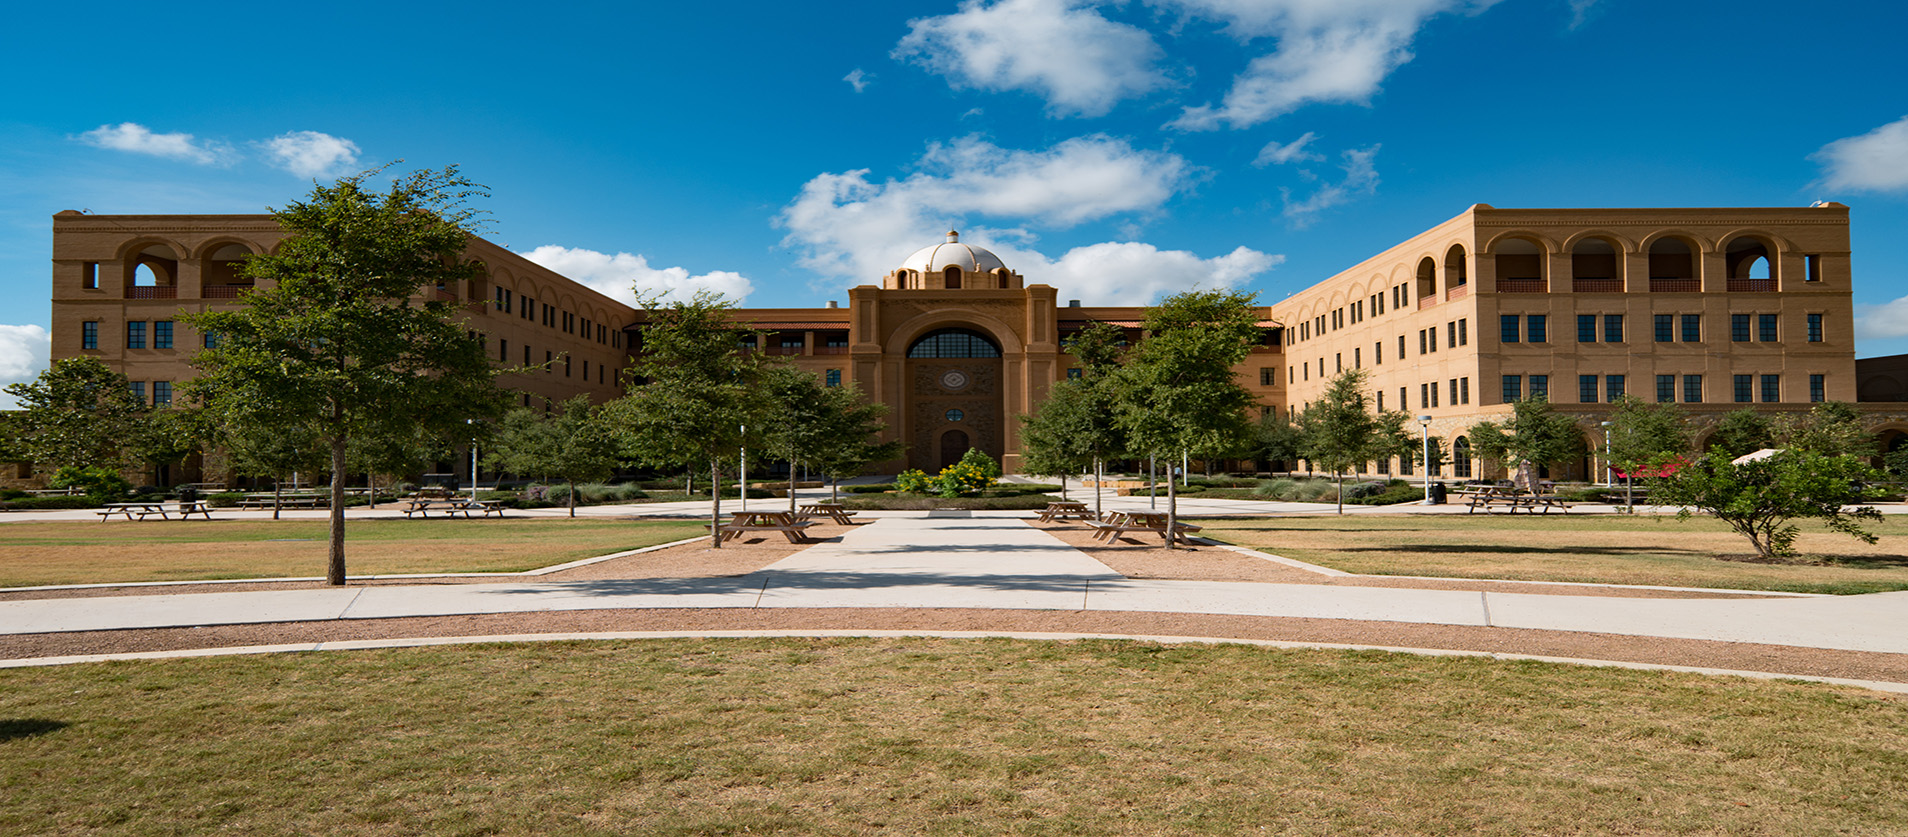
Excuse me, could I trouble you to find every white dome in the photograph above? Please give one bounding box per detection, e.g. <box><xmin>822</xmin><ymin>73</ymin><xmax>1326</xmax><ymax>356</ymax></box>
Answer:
<box><xmin>899</xmin><ymin>231</ymin><xmax>1006</xmax><ymax>274</ymax></box>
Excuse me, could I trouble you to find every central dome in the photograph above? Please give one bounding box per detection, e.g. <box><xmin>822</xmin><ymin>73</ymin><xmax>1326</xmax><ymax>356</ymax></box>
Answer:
<box><xmin>899</xmin><ymin>231</ymin><xmax>1006</xmax><ymax>274</ymax></box>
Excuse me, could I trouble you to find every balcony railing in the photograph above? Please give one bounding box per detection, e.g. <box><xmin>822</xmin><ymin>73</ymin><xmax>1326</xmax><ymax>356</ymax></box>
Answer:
<box><xmin>202</xmin><ymin>285</ymin><xmax>251</xmax><ymax>299</ymax></box>
<box><xmin>1417</xmin><ymin>294</ymin><xmax>1437</xmax><ymax>310</ymax></box>
<box><xmin>1727</xmin><ymin>278</ymin><xmax>1776</xmax><ymax>293</ymax></box>
<box><xmin>126</xmin><ymin>286</ymin><xmax>177</xmax><ymax>300</ymax></box>
<box><xmin>1444</xmin><ymin>283</ymin><xmax>1469</xmax><ymax>301</ymax></box>
<box><xmin>814</xmin><ymin>345</ymin><xmax>850</xmax><ymax>355</ymax></box>
<box><xmin>765</xmin><ymin>346</ymin><xmax>805</xmax><ymax>356</ymax></box>
<box><xmin>1649</xmin><ymin>278</ymin><xmax>1700</xmax><ymax>293</ymax></box>
<box><xmin>1571</xmin><ymin>278</ymin><xmax>1622</xmax><ymax>293</ymax></box>
<box><xmin>1495</xmin><ymin>278</ymin><xmax>1546</xmax><ymax>293</ymax></box>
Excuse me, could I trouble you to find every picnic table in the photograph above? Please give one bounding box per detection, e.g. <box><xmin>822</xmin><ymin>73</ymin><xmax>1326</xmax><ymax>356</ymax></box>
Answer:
<box><xmin>1038</xmin><ymin>501</ymin><xmax>1097</xmax><ymax>523</ymax></box>
<box><xmin>237</xmin><ymin>493</ymin><xmax>329</xmax><ymax>510</ymax></box>
<box><xmin>400</xmin><ymin>497</ymin><xmax>507</xmax><ymax>518</ymax></box>
<box><xmin>96</xmin><ymin>500</ymin><xmax>214</xmax><ymax>521</ymax></box>
<box><xmin>714</xmin><ymin>510</ymin><xmax>815</xmax><ymax>544</ymax></box>
<box><xmin>1088</xmin><ymin>510</ymin><xmax>1201</xmax><ymax>545</ymax></box>
<box><xmin>796</xmin><ymin>503</ymin><xmax>860</xmax><ymax>525</ymax></box>
<box><xmin>1456</xmin><ymin>484</ymin><xmax>1571</xmax><ymax>514</ymax></box>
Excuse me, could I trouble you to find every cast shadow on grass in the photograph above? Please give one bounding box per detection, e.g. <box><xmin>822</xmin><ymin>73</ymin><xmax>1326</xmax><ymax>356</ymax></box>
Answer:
<box><xmin>472</xmin><ymin>568</ymin><xmax>1114</xmax><ymax>599</ymax></box>
<box><xmin>0</xmin><ymin>719</ymin><xmax>68</xmax><ymax>740</ymax></box>
<box><xmin>1333</xmin><ymin>543</ymin><xmax>1709</xmax><ymax>558</ymax></box>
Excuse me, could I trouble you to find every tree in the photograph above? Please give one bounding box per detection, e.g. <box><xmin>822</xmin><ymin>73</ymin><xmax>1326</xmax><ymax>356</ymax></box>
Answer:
<box><xmin>4</xmin><ymin>357</ymin><xmax>150</xmax><ymax>474</ymax></box>
<box><xmin>1653</xmin><ymin>448</ymin><xmax>1885</xmax><ymax>561</ymax></box>
<box><xmin>1018</xmin><ymin>382</ymin><xmax>1095</xmax><ymax>500</ymax></box>
<box><xmin>758</xmin><ymin>367</ymin><xmax>902</xmax><ymax>505</ymax></box>
<box><xmin>484</xmin><ymin>397</ymin><xmax>620</xmax><ymax>516</ymax></box>
<box><xmin>1252</xmin><ymin>409</ymin><xmax>1303</xmax><ymax>474</ymax></box>
<box><xmin>1467</xmin><ymin>396</ymin><xmax>1586</xmax><ymax>488</ymax></box>
<box><xmin>1296</xmin><ymin>370</ymin><xmax>1414</xmax><ymax>513</ymax></box>
<box><xmin>213</xmin><ymin>410</ymin><xmax>328</xmax><ymax>519</ymax></box>
<box><xmin>1605</xmin><ymin>396</ymin><xmax>1691</xmax><ymax>507</ymax></box>
<box><xmin>1780</xmin><ymin>401</ymin><xmax>1874</xmax><ymax>457</ymax></box>
<box><xmin>1114</xmin><ymin>290</ymin><xmax>1261</xmax><ymax>548</ymax></box>
<box><xmin>184</xmin><ymin>166</ymin><xmax>507</xmax><ymax>584</ymax></box>
<box><xmin>1707</xmin><ymin>409</ymin><xmax>1775</xmax><ymax>458</ymax></box>
<box><xmin>605</xmin><ymin>291</ymin><xmax>765</xmax><ymax>546</ymax></box>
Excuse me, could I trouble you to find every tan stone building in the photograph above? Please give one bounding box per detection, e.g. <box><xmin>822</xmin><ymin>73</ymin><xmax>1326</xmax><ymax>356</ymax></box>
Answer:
<box><xmin>35</xmin><ymin>204</ymin><xmax>1907</xmax><ymax>484</ymax></box>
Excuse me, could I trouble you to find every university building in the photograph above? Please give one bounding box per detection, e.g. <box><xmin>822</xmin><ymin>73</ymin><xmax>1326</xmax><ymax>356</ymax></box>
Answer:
<box><xmin>33</xmin><ymin>203</ymin><xmax>1908</xmax><ymax>485</ymax></box>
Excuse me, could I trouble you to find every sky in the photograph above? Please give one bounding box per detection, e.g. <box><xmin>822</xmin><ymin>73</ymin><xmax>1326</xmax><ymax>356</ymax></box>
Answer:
<box><xmin>4</xmin><ymin>0</ymin><xmax>1908</xmax><ymax>408</ymax></box>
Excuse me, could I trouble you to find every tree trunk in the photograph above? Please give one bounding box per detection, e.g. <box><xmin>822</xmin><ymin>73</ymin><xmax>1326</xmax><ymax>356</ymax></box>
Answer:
<box><xmin>1093</xmin><ymin>457</ymin><xmax>1103</xmax><ymax>521</ymax></box>
<box><xmin>568</xmin><ymin>478</ymin><xmax>577</xmax><ymax>518</ymax></box>
<box><xmin>789</xmin><ymin>464</ymin><xmax>798</xmax><ymax>514</ymax></box>
<box><xmin>272</xmin><ymin>481</ymin><xmax>282</xmax><ymax>520</ymax></box>
<box><xmin>1336</xmin><ymin>470</ymin><xmax>1345</xmax><ymax>515</ymax></box>
<box><xmin>831</xmin><ymin>476</ymin><xmax>839</xmax><ymax>503</ymax></box>
<box><xmin>709</xmin><ymin>459</ymin><xmax>723</xmax><ymax>549</ymax></box>
<box><xmin>686</xmin><ymin>467</ymin><xmax>693</xmax><ymax>496</ymax></box>
<box><xmin>327</xmin><ymin>435</ymin><xmax>347</xmax><ymax>586</ymax></box>
<box><xmin>366</xmin><ymin>472</ymin><xmax>377</xmax><ymax>509</ymax></box>
<box><xmin>1165</xmin><ymin>465</ymin><xmax>1179</xmax><ymax>551</ymax></box>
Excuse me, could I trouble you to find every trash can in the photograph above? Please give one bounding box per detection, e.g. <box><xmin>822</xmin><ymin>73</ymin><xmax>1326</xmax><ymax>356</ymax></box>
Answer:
<box><xmin>1429</xmin><ymin>482</ymin><xmax>1448</xmax><ymax>505</ymax></box>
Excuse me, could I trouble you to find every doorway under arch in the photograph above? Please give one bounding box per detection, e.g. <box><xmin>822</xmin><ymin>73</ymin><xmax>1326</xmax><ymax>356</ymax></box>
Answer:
<box><xmin>940</xmin><ymin>430</ymin><xmax>970</xmax><ymax>470</ymax></box>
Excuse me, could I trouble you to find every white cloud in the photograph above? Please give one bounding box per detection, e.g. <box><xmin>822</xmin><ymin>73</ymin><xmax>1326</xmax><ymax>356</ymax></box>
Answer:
<box><xmin>988</xmin><ymin>239</ymin><xmax>1282</xmax><ymax>305</ymax></box>
<box><xmin>0</xmin><ymin>324</ymin><xmax>51</xmax><ymax>410</ymax></box>
<box><xmin>1253</xmin><ymin>131</ymin><xmax>1324</xmax><ymax>166</ymax></box>
<box><xmin>1812</xmin><ymin>116</ymin><xmax>1908</xmax><ymax>193</ymax></box>
<box><xmin>1856</xmin><ymin>294</ymin><xmax>1908</xmax><ymax>341</ymax></box>
<box><xmin>1281</xmin><ymin>144</ymin><xmax>1380</xmax><ymax>225</ymax></box>
<box><xmin>263</xmin><ymin>131</ymin><xmax>362</xmax><ymax>179</ymax></box>
<box><xmin>517</xmin><ymin>246</ymin><xmax>754</xmax><ymax>307</ymax></box>
<box><xmin>844</xmin><ymin>68</ymin><xmax>871</xmax><ymax>92</ymax></box>
<box><xmin>1161</xmin><ymin>0</ymin><xmax>1495</xmax><ymax>130</ymax></box>
<box><xmin>895</xmin><ymin>0</ymin><xmax>1168</xmax><ymax>117</ymax></box>
<box><xmin>777</xmin><ymin>135</ymin><xmax>1195</xmax><ymax>282</ymax></box>
<box><xmin>78</xmin><ymin>123</ymin><xmax>232</xmax><ymax>165</ymax></box>
<box><xmin>1567</xmin><ymin>0</ymin><xmax>1600</xmax><ymax>29</ymax></box>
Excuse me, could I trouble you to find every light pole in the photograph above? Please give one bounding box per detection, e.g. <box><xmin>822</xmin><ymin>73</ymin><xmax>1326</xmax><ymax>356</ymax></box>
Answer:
<box><xmin>739</xmin><ymin>424</ymin><xmax>748</xmax><ymax>512</ymax></box>
<box><xmin>1599</xmin><ymin>420</ymin><xmax>1614</xmax><ymax>487</ymax></box>
<box><xmin>1417</xmin><ymin>415</ymin><xmax>1434</xmax><ymax>504</ymax></box>
<box><xmin>466</xmin><ymin>418</ymin><xmax>479</xmax><ymax>502</ymax></box>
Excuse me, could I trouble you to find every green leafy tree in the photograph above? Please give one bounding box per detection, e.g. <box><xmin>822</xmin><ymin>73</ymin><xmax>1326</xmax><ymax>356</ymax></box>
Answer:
<box><xmin>1253</xmin><ymin>409</ymin><xmax>1303</xmax><ymax>474</ymax></box>
<box><xmin>1605</xmin><ymin>396</ymin><xmax>1692</xmax><ymax>507</ymax></box>
<box><xmin>215</xmin><ymin>413</ymin><xmax>329</xmax><ymax>519</ymax></box>
<box><xmin>347</xmin><ymin>422</ymin><xmax>449</xmax><ymax>508</ymax></box>
<box><xmin>605</xmin><ymin>291</ymin><xmax>766</xmax><ymax>546</ymax></box>
<box><xmin>936</xmin><ymin>447</ymin><xmax>1000</xmax><ymax>497</ymax></box>
<box><xmin>1467</xmin><ymin>396</ymin><xmax>1586</xmax><ymax>488</ymax></box>
<box><xmin>804</xmin><ymin>382</ymin><xmax>903</xmax><ymax>503</ymax></box>
<box><xmin>184</xmin><ymin>166</ymin><xmax>507</xmax><ymax>583</ymax></box>
<box><xmin>1018</xmin><ymin>383</ymin><xmax>1095</xmax><ymax>501</ymax></box>
<box><xmin>1296</xmin><ymin>370</ymin><xmax>1414</xmax><ymax>513</ymax></box>
<box><xmin>4</xmin><ymin>356</ymin><xmax>150</xmax><ymax>474</ymax></box>
<box><xmin>134</xmin><ymin>406</ymin><xmax>207</xmax><ymax>488</ymax></box>
<box><xmin>1114</xmin><ymin>290</ymin><xmax>1262</xmax><ymax>547</ymax></box>
<box><xmin>1707</xmin><ymin>409</ymin><xmax>1776</xmax><ymax>458</ymax></box>
<box><xmin>485</xmin><ymin>397</ymin><xmax>620</xmax><ymax>516</ymax></box>
<box><xmin>1780</xmin><ymin>401</ymin><xmax>1875</xmax><ymax>457</ymax></box>
<box><xmin>757</xmin><ymin>366</ymin><xmax>900</xmax><ymax>510</ymax></box>
<box><xmin>1653</xmin><ymin>449</ymin><xmax>1885</xmax><ymax>561</ymax></box>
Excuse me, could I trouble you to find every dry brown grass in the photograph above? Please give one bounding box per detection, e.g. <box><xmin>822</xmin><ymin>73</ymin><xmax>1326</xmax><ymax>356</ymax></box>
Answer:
<box><xmin>0</xmin><ymin>518</ymin><xmax>705</xmax><ymax>587</ymax></box>
<box><xmin>2</xmin><ymin>638</ymin><xmax>1905</xmax><ymax>835</ymax></box>
<box><xmin>1198</xmin><ymin>514</ymin><xmax>1908</xmax><ymax>594</ymax></box>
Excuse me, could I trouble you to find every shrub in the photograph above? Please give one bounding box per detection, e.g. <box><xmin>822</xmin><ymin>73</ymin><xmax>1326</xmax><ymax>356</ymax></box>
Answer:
<box><xmin>895</xmin><ymin>469</ymin><xmax>934</xmax><ymax>494</ymax></box>
<box><xmin>49</xmin><ymin>465</ymin><xmax>131</xmax><ymax>502</ymax></box>
<box><xmin>0</xmin><ymin>495</ymin><xmax>100</xmax><ymax>511</ymax></box>
<box><xmin>1347</xmin><ymin>480</ymin><xmax>1422</xmax><ymax>505</ymax></box>
<box><xmin>1255</xmin><ymin>479</ymin><xmax>1296</xmax><ymax>498</ymax></box>
<box><xmin>936</xmin><ymin>460</ymin><xmax>997</xmax><ymax>497</ymax></box>
<box><xmin>206</xmin><ymin>492</ymin><xmax>247</xmax><ymax>508</ymax></box>
<box><xmin>846</xmin><ymin>483</ymin><xmax>894</xmax><ymax>494</ymax></box>
<box><xmin>0</xmin><ymin>488</ymin><xmax>26</xmax><ymax>501</ymax></box>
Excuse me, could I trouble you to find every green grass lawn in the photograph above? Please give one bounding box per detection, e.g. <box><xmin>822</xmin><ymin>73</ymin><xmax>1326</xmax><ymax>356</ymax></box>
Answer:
<box><xmin>0</xmin><ymin>519</ymin><xmax>707</xmax><ymax>587</ymax></box>
<box><xmin>2</xmin><ymin>638</ymin><xmax>1904</xmax><ymax>835</ymax></box>
<box><xmin>1198</xmin><ymin>514</ymin><xmax>1908</xmax><ymax>594</ymax></box>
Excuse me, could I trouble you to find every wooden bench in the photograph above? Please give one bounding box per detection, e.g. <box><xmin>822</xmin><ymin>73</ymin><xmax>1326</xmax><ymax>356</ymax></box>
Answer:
<box><xmin>1458</xmin><ymin>486</ymin><xmax>1570</xmax><ymax>514</ymax></box>
<box><xmin>97</xmin><ymin>500</ymin><xmax>213</xmax><ymax>521</ymax></box>
<box><xmin>1089</xmin><ymin>511</ymin><xmax>1201</xmax><ymax>545</ymax></box>
<box><xmin>714</xmin><ymin>511</ymin><xmax>816</xmax><ymax>544</ymax></box>
<box><xmin>797</xmin><ymin>503</ymin><xmax>860</xmax><ymax>525</ymax></box>
<box><xmin>237</xmin><ymin>494</ymin><xmax>328</xmax><ymax>509</ymax></box>
<box><xmin>400</xmin><ymin>498</ymin><xmax>507</xmax><ymax>518</ymax></box>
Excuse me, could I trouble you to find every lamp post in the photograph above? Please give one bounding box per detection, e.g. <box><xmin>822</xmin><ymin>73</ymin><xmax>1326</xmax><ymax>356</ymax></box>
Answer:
<box><xmin>1599</xmin><ymin>420</ymin><xmax>1614</xmax><ymax>487</ymax></box>
<box><xmin>466</xmin><ymin>418</ymin><xmax>479</xmax><ymax>502</ymax></box>
<box><xmin>1417</xmin><ymin>415</ymin><xmax>1434</xmax><ymax>504</ymax></box>
<box><xmin>739</xmin><ymin>424</ymin><xmax>748</xmax><ymax>512</ymax></box>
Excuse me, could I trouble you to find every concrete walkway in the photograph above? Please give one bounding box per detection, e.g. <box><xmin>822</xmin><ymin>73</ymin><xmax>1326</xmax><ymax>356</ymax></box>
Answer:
<box><xmin>5</xmin><ymin>513</ymin><xmax>1907</xmax><ymax>660</ymax></box>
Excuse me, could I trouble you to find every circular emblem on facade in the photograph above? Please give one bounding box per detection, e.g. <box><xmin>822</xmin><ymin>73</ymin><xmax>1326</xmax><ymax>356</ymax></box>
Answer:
<box><xmin>945</xmin><ymin>409</ymin><xmax>965</xmax><ymax>423</ymax></box>
<box><xmin>939</xmin><ymin>370</ymin><xmax>971</xmax><ymax>391</ymax></box>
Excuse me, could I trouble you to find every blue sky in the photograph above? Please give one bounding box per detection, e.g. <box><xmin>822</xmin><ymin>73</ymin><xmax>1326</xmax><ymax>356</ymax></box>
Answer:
<box><xmin>5</xmin><ymin>0</ymin><xmax>1908</xmax><ymax>406</ymax></box>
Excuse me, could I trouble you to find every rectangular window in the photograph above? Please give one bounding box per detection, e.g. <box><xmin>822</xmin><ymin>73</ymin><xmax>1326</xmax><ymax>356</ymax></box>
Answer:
<box><xmin>82</xmin><ymin>321</ymin><xmax>98</xmax><ymax>350</ymax></box>
<box><xmin>154</xmin><ymin>321</ymin><xmax>173</xmax><ymax>349</ymax></box>
<box><xmin>1810</xmin><ymin>373</ymin><xmax>1825</xmax><ymax>403</ymax></box>
<box><xmin>1399</xmin><ymin>387</ymin><xmax>1408</xmax><ymax>412</ymax></box>
<box><xmin>1260</xmin><ymin>368</ymin><xmax>1274</xmax><ymax>386</ymax></box>
<box><xmin>1421</xmin><ymin>382</ymin><xmax>1430</xmax><ymax>409</ymax></box>
<box><xmin>1604</xmin><ymin>314</ymin><xmax>1624</xmax><ymax>343</ymax></box>
<box><xmin>1419</xmin><ymin>329</ymin><xmax>1428</xmax><ymax>355</ymax></box>
<box><xmin>1460</xmin><ymin>377</ymin><xmax>1470</xmax><ymax>405</ymax></box>
<box><xmin>1683</xmin><ymin>374</ymin><xmax>1702</xmax><ymax>403</ymax></box>
<box><xmin>1758</xmin><ymin>314</ymin><xmax>1778</xmax><ymax>342</ymax></box>
<box><xmin>1376</xmin><ymin>391</ymin><xmax>1385</xmax><ymax>411</ymax></box>
<box><xmin>1806</xmin><ymin>254</ymin><xmax>1822</xmax><ymax>282</ymax></box>
<box><xmin>1335</xmin><ymin>353</ymin><xmax>1342</xmax><ymax>373</ymax></box>
<box><xmin>1288</xmin><ymin>366</ymin><xmax>1294</xmax><ymax>384</ymax></box>
<box><xmin>1528</xmin><ymin>314</ymin><xmax>1547</xmax><ymax>343</ymax></box>
<box><xmin>1449</xmin><ymin>378</ymin><xmax>1457</xmax><ymax>405</ymax></box>
<box><xmin>826</xmin><ymin>369</ymin><xmax>842</xmax><ymax>387</ymax></box>
<box><xmin>152</xmin><ymin>381</ymin><xmax>171</xmax><ymax>407</ymax></box>
<box><xmin>1654</xmin><ymin>314</ymin><xmax>1673</xmax><ymax>343</ymax></box>
<box><xmin>1579</xmin><ymin>374</ymin><xmax>1598</xmax><ymax>403</ymax></box>
<box><xmin>1807</xmin><ymin>313</ymin><xmax>1823</xmax><ymax>343</ymax></box>
<box><xmin>203</xmin><ymin>332</ymin><xmax>219</xmax><ymax>349</ymax></box>
<box><xmin>1606</xmin><ymin>375</ymin><xmax>1625</xmax><ymax>401</ymax></box>
<box><xmin>495</xmin><ymin>288</ymin><xmax>511</xmax><ymax>313</ymax></box>
<box><xmin>1503</xmin><ymin>375</ymin><xmax>1522</xmax><ymax>402</ymax></box>
<box><xmin>1578</xmin><ymin>314</ymin><xmax>1596</xmax><ymax>343</ymax></box>
<box><xmin>128</xmin><ymin>381</ymin><xmax>144</xmax><ymax>401</ymax></box>
<box><xmin>1068</xmin><ymin>368</ymin><xmax>1083</xmax><ymax>381</ymax></box>
<box><xmin>1458</xmin><ymin>318</ymin><xmax>1468</xmax><ymax>347</ymax></box>
<box><xmin>1656</xmin><ymin>374</ymin><xmax>1675</xmax><ymax>403</ymax></box>
<box><xmin>581</xmin><ymin>359</ymin><xmax>588</xmax><ymax>380</ymax></box>
<box><xmin>1681</xmin><ymin>313</ymin><xmax>1701</xmax><ymax>342</ymax></box>
<box><xmin>1501</xmin><ymin>314</ymin><xmax>1520</xmax><ymax>343</ymax></box>
<box><xmin>1447</xmin><ymin>321</ymin><xmax>1456</xmax><ymax>349</ymax></box>
<box><xmin>82</xmin><ymin>262</ymin><xmax>98</xmax><ymax>289</ymax></box>
<box><xmin>1731</xmin><ymin>313</ymin><xmax>1750</xmax><ymax>342</ymax></box>
<box><xmin>1375</xmin><ymin>342</ymin><xmax>1383</xmax><ymax>364</ymax></box>
<box><xmin>524</xmin><ymin>345</ymin><xmax>531</xmax><ymax>365</ymax></box>
<box><xmin>500</xmin><ymin>338</ymin><xmax>508</xmax><ymax>361</ymax></box>
<box><xmin>1530</xmin><ymin>375</ymin><xmax>1548</xmax><ymax>400</ymax></box>
<box><xmin>1761</xmin><ymin>374</ymin><xmax>1780</xmax><ymax>403</ymax></box>
<box><xmin>126</xmin><ymin>321</ymin><xmax>146</xmax><ymax>349</ymax></box>
<box><xmin>1354</xmin><ymin>348</ymin><xmax>1361</xmax><ymax>369</ymax></box>
<box><xmin>565</xmin><ymin>355</ymin><xmax>572</xmax><ymax>377</ymax></box>
<box><xmin>1398</xmin><ymin>335</ymin><xmax>1406</xmax><ymax>358</ymax></box>
<box><xmin>1734</xmin><ymin>374</ymin><xmax>1752</xmax><ymax>403</ymax></box>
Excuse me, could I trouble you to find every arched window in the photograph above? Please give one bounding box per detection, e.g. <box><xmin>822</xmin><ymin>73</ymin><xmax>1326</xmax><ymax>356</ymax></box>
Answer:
<box><xmin>1444</xmin><ymin>245</ymin><xmax>1468</xmax><ymax>287</ymax></box>
<box><xmin>944</xmin><ymin>265</ymin><xmax>962</xmax><ymax>290</ymax></box>
<box><xmin>1648</xmin><ymin>237</ymin><xmax>1696</xmax><ymax>292</ymax></box>
<box><xmin>1453</xmin><ymin>437</ymin><xmax>1472</xmax><ymax>478</ymax></box>
<box><xmin>1415</xmin><ymin>257</ymin><xmax>1436</xmax><ymax>300</ymax></box>
<box><xmin>907</xmin><ymin>328</ymin><xmax>1001</xmax><ymax>358</ymax></box>
<box><xmin>1570</xmin><ymin>237</ymin><xmax>1620</xmax><ymax>292</ymax></box>
<box><xmin>1724</xmin><ymin>236</ymin><xmax>1777</xmax><ymax>290</ymax></box>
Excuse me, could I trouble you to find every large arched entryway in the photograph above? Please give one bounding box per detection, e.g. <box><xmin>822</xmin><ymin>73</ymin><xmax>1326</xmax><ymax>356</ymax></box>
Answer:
<box><xmin>905</xmin><ymin>327</ymin><xmax>1004</xmax><ymax>472</ymax></box>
